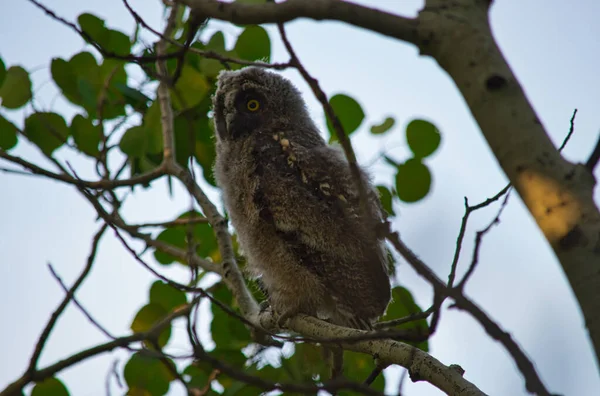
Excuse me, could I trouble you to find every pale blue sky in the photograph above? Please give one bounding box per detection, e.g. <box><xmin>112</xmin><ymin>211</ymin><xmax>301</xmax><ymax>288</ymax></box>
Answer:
<box><xmin>1</xmin><ymin>1</ymin><xmax>599</xmax><ymax>395</ymax></box>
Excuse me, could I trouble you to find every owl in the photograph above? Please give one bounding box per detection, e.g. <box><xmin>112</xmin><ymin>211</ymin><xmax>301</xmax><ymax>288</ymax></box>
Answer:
<box><xmin>212</xmin><ymin>67</ymin><xmax>391</xmax><ymax>330</ymax></box>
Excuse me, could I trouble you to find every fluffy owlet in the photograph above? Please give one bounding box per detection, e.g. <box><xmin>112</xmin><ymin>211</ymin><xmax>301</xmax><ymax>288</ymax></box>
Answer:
<box><xmin>212</xmin><ymin>67</ymin><xmax>391</xmax><ymax>330</ymax></box>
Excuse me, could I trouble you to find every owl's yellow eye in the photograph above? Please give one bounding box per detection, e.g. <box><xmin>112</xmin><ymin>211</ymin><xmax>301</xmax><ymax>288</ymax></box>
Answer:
<box><xmin>246</xmin><ymin>99</ymin><xmax>260</xmax><ymax>112</ymax></box>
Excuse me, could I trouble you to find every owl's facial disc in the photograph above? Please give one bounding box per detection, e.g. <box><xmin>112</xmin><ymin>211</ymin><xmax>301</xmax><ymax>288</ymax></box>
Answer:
<box><xmin>214</xmin><ymin>80</ymin><xmax>268</xmax><ymax>141</ymax></box>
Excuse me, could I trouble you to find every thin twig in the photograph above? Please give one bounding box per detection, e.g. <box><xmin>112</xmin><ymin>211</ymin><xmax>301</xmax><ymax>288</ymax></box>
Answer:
<box><xmin>277</xmin><ymin>22</ymin><xmax>372</xmax><ymax>228</ymax></box>
<box><xmin>0</xmin><ymin>149</ymin><xmax>166</xmax><ymax>189</ymax></box>
<box><xmin>27</xmin><ymin>224</ymin><xmax>108</xmax><ymax>375</ymax></box>
<box><xmin>457</xmin><ymin>191</ymin><xmax>511</xmax><ymax>289</ymax></box>
<box><xmin>385</xmin><ymin>228</ymin><xmax>552</xmax><ymax>396</ymax></box>
<box><xmin>558</xmin><ymin>108</ymin><xmax>577</xmax><ymax>152</ymax></box>
<box><xmin>47</xmin><ymin>263</ymin><xmax>116</xmax><ymax>340</ymax></box>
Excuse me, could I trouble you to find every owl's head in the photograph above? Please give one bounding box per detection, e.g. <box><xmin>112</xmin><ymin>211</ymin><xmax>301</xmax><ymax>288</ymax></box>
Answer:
<box><xmin>212</xmin><ymin>67</ymin><xmax>315</xmax><ymax>142</ymax></box>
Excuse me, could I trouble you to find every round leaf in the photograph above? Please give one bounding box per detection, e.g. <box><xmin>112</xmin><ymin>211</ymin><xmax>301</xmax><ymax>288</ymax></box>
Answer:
<box><xmin>198</xmin><ymin>31</ymin><xmax>229</xmax><ymax>77</ymax></box>
<box><xmin>326</xmin><ymin>94</ymin><xmax>365</xmax><ymax>141</ymax></box>
<box><xmin>406</xmin><ymin>119</ymin><xmax>441</xmax><ymax>158</ymax></box>
<box><xmin>153</xmin><ymin>228</ymin><xmax>186</xmax><ymax>265</ymax></box>
<box><xmin>170</xmin><ymin>64</ymin><xmax>210</xmax><ymax>110</ymax></box>
<box><xmin>149</xmin><ymin>281</ymin><xmax>187</xmax><ymax>313</ymax></box>
<box><xmin>395</xmin><ymin>158</ymin><xmax>432</xmax><ymax>203</ymax></box>
<box><xmin>78</xmin><ymin>13</ymin><xmax>130</xmax><ymax>56</ymax></box>
<box><xmin>124</xmin><ymin>352</ymin><xmax>174</xmax><ymax>396</ymax></box>
<box><xmin>183</xmin><ymin>365</ymin><xmax>210</xmax><ymax>389</ymax></box>
<box><xmin>70</xmin><ymin>114</ymin><xmax>101</xmax><ymax>156</ymax></box>
<box><xmin>235</xmin><ymin>26</ymin><xmax>271</xmax><ymax>62</ymax></box>
<box><xmin>211</xmin><ymin>284</ymin><xmax>251</xmax><ymax>349</ymax></box>
<box><xmin>31</xmin><ymin>377</ymin><xmax>69</xmax><ymax>396</ymax></box>
<box><xmin>0</xmin><ymin>114</ymin><xmax>18</xmax><ymax>150</ymax></box>
<box><xmin>370</xmin><ymin>116</ymin><xmax>395</xmax><ymax>135</ymax></box>
<box><xmin>0</xmin><ymin>66</ymin><xmax>32</xmax><ymax>109</ymax></box>
<box><xmin>24</xmin><ymin>112</ymin><xmax>69</xmax><ymax>155</ymax></box>
<box><xmin>130</xmin><ymin>303</ymin><xmax>171</xmax><ymax>348</ymax></box>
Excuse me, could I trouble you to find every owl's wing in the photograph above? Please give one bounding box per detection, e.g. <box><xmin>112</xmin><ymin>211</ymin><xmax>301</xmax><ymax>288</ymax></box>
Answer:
<box><xmin>252</xmin><ymin>136</ymin><xmax>390</xmax><ymax>321</ymax></box>
<box><xmin>255</xmin><ymin>135</ymin><xmax>384</xmax><ymax>260</ymax></box>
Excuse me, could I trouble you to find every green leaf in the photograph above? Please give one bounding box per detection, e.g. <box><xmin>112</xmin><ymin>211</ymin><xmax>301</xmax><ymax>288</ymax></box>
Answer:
<box><xmin>0</xmin><ymin>114</ymin><xmax>18</xmax><ymax>150</ymax></box>
<box><xmin>198</xmin><ymin>31</ymin><xmax>227</xmax><ymax>78</ymax></box>
<box><xmin>395</xmin><ymin>158</ymin><xmax>432</xmax><ymax>203</ymax></box>
<box><xmin>119</xmin><ymin>126</ymin><xmax>147</xmax><ymax>157</ymax></box>
<box><xmin>370</xmin><ymin>116</ymin><xmax>395</xmax><ymax>135</ymax></box>
<box><xmin>0</xmin><ymin>57</ymin><xmax>6</xmax><ymax>88</ymax></box>
<box><xmin>31</xmin><ymin>377</ymin><xmax>69</xmax><ymax>396</ymax></box>
<box><xmin>130</xmin><ymin>303</ymin><xmax>171</xmax><ymax>348</ymax></box>
<box><xmin>51</xmin><ymin>52</ymin><xmax>127</xmax><ymax>120</ymax></box>
<box><xmin>183</xmin><ymin>365</ymin><xmax>210</xmax><ymax>389</ymax></box>
<box><xmin>376</xmin><ymin>185</ymin><xmax>395</xmax><ymax>216</ymax></box>
<box><xmin>171</xmin><ymin>64</ymin><xmax>210</xmax><ymax>110</ymax></box>
<box><xmin>235</xmin><ymin>25</ymin><xmax>270</xmax><ymax>62</ymax></box>
<box><xmin>78</xmin><ymin>13</ymin><xmax>131</xmax><ymax>56</ymax></box>
<box><xmin>153</xmin><ymin>228</ymin><xmax>186</xmax><ymax>265</ymax></box>
<box><xmin>210</xmin><ymin>284</ymin><xmax>251</xmax><ymax>349</ymax></box>
<box><xmin>24</xmin><ymin>112</ymin><xmax>69</xmax><ymax>155</ymax></box>
<box><xmin>381</xmin><ymin>286</ymin><xmax>429</xmax><ymax>351</ymax></box>
<box><xmin>124</xmin><ymin>352</ymin><xmax>174</xmax><ymax>396</ymax></box>
<box><xmin>0</xmin><ymin>66</ymin><xmax>32</xmax><ymax>109</ymax></box>
<box><xmin>326</xmin><ymin>94</ymin><xmax>365</xmax><ymax>141</ymax></box>
<box><xmin>153</xmin><ymin>211</ymin><xmax>219</xmax><ymax>265</ymax></box>
<box><xmin>119</xmin><ymin>103</ymin><xmax>163</xmax><ymax>158</ymax></box>
<box><xmin>281</xmin><ymin>343</ymin><xmax>328</xmax><ymax>382</ymax></box>
<box><xmin>340</xmin><ymin>350</ymin><xmax>385</xmax><ymax>394</ymax></box>
<box><xmin>149</xmin><ymin>281</ymin><xmax>187</xmax><ymax>313</ymax></box>
<box><xmin>70</xmin><ymin>114</ymin><xmax>102</xmax><ymax>156</ymax></box>
<box><xmin>115</xmin><ymin>83</ymin><xmax>150</xmax><ymax>111</ymax></box>
<box><xmin>406</xmin><ymin>119</ymin><xmax>441</xmax><ymax>158</ymax></box>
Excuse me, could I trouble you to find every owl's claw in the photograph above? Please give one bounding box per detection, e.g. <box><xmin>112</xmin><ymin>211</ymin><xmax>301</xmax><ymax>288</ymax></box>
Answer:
<box><xmin>276</xmin><ymin>310</ymin><xmax>296</xmax><ymax>329</ymax></box>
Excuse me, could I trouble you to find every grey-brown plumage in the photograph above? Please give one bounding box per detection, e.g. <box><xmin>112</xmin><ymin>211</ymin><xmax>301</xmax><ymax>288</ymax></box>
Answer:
<box><xmin>212</xmin><ymin>67</ymin><xmax>391</xmax><ymax>329</ymax></box>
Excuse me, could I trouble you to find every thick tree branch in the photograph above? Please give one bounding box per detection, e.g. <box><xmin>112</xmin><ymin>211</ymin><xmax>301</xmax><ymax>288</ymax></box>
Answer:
<box><xmin>253</xmin><ymin>312</ymin><xmax>486</xmax><ymax>396</ymax></box>
<box><xmin>180</xmin><ymin>0</ymin><xmax>420</xmax><ymax>43</ymax></box>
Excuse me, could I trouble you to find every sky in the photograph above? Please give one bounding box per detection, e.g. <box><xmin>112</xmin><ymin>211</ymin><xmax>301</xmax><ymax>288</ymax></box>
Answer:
<box><xmin>1</xmin><ymin>0</ymin><xmax>599</xmax><ymax>395</ymax></box>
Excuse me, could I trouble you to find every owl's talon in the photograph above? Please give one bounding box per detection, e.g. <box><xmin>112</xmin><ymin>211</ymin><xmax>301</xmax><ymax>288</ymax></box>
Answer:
<box><xmin>276</xmin><ymin>311</ymin><xmax>296</xmax><ymax>329</ymax></box>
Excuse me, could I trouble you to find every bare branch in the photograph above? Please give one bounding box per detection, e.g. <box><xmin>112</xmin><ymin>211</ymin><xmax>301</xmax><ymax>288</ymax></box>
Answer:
<box><xmin>457</xmin><ymin>191</ymin><xmax>511</xmax><ymax>289</ymax></box>
<box><xmin>27</xmin><ymin>224</ymin><xmax>108</xmax><ymax>375</ymax></box>
<box><xmin>1</xmin><ymin>295</ymin><xmax>197</xmax><ymax>396</ymax></box>
<box><xmin>180</xmin><ymin>0</ymin><xmax>420</xmax><ymax>44</ymax></box>
<box><xmin>129</xmin><ymin>217</ymin><xmax>210</xmax><ymax>229</ymax></box>
<box><xmin>256</xmin><ymin>313</ymin><xmax>487</xmax><ymax>396</ymax></box>
<box><xmin>0</xmin><ymin>149</ymin><xmax>166</xmax><ymax>189</ymax></box>
<box><xmin>386</xmin><ymin>229</ymin><xmax>552</xmax><ymax>396</ymax></box>
<box><xmin>585</xmin><ymin>133</ymin><xmax>600</xmax><ymax>172</ymax></box>
<box><xmin>47</xmin><ymin>263</ymin><xmax>116</xmax><ymax>340</ymax></box>
<box><xmin>277</xmin><ymin>22</ymin><xmax>373</xmax><ymax>226</ymax></box>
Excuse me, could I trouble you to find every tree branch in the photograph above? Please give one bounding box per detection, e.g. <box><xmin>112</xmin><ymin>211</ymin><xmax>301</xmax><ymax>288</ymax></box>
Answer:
<box><xmin>254</xmin><ymin>312</ymin><xmax>486</xmax><ymax>396</ymax></box>
<box><xmin>180</xmin><ymin>0</ymin><xmax>420</xmax><ymax>44</ymax></box>
<box><xmin>386</xmin><ymin>229</ymin><xmax>552</xmax><ymax>396</ymax></box>
<box><xmin>0</xmin><ymin>149</ymin><xmax>166</xmax><ymax>189</ymax></box>
<box><xmin>585</xmin><ymin>133</ymin><xmax>600</xmax><ymax>171</ymax></box>
<box><xmin>26</xmin><ymin>224</ymin><xmax>108</xmax><ymax>375</ymax></box>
